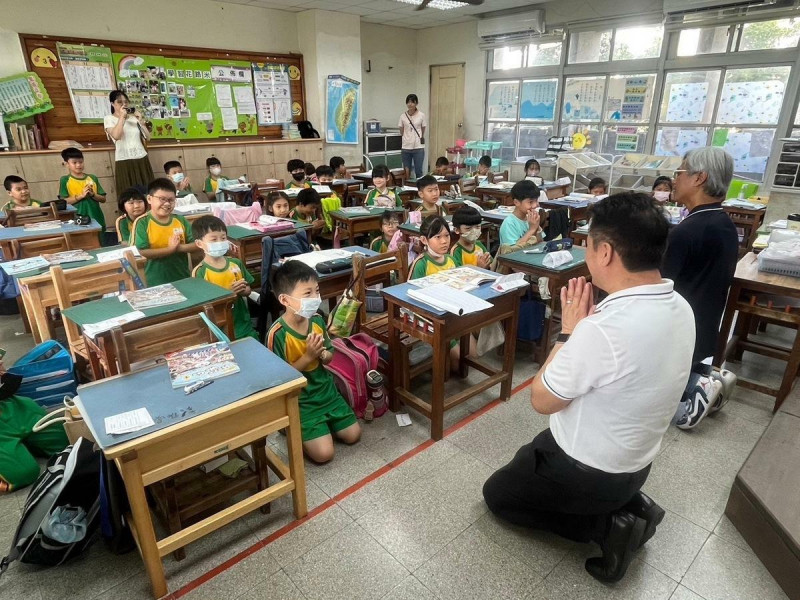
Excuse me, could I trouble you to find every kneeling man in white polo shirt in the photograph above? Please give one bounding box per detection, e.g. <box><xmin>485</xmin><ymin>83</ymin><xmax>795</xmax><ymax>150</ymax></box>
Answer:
<box><xmin>483</xmin><ymin>192</ymin><xmax>695</xmax><ymax>583</ymax></box>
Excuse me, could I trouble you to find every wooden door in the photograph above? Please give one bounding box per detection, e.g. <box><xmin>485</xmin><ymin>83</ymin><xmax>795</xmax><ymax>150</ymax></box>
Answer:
<box><xmin>429</xmin><ymin>64</ymin><xmax>465</xmax><ymax>171</ymax></box>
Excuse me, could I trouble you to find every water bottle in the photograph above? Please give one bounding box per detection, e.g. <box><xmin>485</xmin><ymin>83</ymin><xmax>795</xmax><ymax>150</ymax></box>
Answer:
<box><xmin>42</xmin><ymin>506</ymin><xmax>88</xmax><ymax>544</ymax></box>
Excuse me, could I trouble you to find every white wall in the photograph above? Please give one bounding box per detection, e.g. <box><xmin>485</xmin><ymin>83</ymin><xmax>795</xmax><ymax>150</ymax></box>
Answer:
<box><xmin>0</xmin><ymin>0</ymin><xmax>300</xmax><ymax>78</ymax></box>
<box><xmin>360</xmin><ymin>23</ymin><xmax>418</xmax><ymax>128</ymax></box>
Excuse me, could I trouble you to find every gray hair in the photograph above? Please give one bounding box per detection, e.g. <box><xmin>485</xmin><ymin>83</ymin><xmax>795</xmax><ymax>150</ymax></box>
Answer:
<box><xmin>683</xmin><ymin>147</ymin><xmax>734</xmax><ymax>199</ymax></box>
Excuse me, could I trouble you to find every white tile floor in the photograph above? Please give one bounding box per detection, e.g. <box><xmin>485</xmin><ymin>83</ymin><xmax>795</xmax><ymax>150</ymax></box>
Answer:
<box><xmin>0</xmin><ymin>314</ymin><xmax>791</xmax><ymax>600</ymax></box>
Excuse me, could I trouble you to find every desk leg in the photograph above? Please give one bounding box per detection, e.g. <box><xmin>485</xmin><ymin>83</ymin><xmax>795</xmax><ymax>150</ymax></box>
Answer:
<box><xmin>119</xmin><ymin>452</ymin><xmax>167</xmax><ymax>599</ymax></box>
<box><xmin>458</xmin><ymin>334</ymin><xmax>469</xmax><ymax>379</ymax></box>
<box><xmin>714</xmin><ymin>282</ymin><xmax>740</xmax><ymax>367</ymax></box>
<box><xmin>252</xmin><ymin>438</ymin><xmax>271</xmax><ymax>515</ymax></box>
<box><xmin>285</xmin><ymin>393</ymin><xmax>308</xmax><ymax>519</ymax></box>
<box><xmin>501</xmin><ymin>297</ymin><xmax>521</xmax><ymax>400</ymax></box>
<box><xmin>388</xmin><ymin>303</ymin><xmax>403</xmax><ymax>412</ymax></box>
<box><xmin>431</xmin><ymin>330</ymin><xmax>448</xmax><ymax>441</ymax></box>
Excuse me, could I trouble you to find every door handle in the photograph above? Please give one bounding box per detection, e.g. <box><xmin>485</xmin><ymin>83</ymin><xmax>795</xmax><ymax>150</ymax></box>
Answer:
<box><xmin>458</xmin><ymin>123</ymin><xmax>463</xmax><ymax>128</ymax></box>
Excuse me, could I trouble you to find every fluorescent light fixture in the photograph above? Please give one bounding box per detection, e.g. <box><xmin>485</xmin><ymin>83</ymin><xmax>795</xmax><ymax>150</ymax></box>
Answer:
<box><xmin>393</xmin><ymin>0</ymin><xmax>469</xmax><ymax>10</ymax></box>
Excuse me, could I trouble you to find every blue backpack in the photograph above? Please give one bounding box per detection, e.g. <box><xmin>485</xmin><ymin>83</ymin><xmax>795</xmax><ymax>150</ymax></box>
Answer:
<box><xmin>9</xmin><ymin>341</ymin><xmax>78</xmax><ymax>408</ymax></box>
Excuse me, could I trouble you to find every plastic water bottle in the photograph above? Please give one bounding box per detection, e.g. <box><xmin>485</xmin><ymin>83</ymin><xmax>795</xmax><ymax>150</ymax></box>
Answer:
<box><xmin>42</xmin><ymin>506</ymin><xmax>88</xmax><ymax>544</ymax></box>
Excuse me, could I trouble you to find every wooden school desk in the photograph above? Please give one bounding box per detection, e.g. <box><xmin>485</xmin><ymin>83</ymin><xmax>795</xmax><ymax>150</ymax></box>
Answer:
<box><xmin>329</xmin><ymin>206</ymin><xmax>393</xmax><ymax>243</ymax></box>
<box><xmin>476</xmin><ymin>181</ymin><xmax>570</xmax><ymax>206</ymax></box>
<box><xmin>399</xmin><ymin>216</ymin><xmax>491</xmax><ymax>247</ymax></box>
<box><xmin>61</xmin><ymin>277</ymin><xmax>236</xmax><ymax>377</ymax></box>
<box><xmin>348</xmin><ymin>188</ymin><xmax>418</xmax><ymax>208</ymax></box>
<box><xmin>0</xmin><ymin>204</ymin><xmax>77</xmax><ymax>224</ymax></box>
<box><xmin>74</xmin><ymin>338</ymin><xmax>308</xmax><ymax>599</ymax></box>
<box><xmin>723</xmin><ymin>204</ymin><xmax>767</xmax><ymax>256</ymax></box>
<box><xmin>496</xmin><ymin>245</ymin><xmax>590</xmax><ymax>364</ymax></box>
<box><xmin>714</xmin><ymin>252</ymin><xmax>800</xmax><ymax>412</ymax></box>
<box><xmin>383</xmin><ymin>277</ymin><xmax>521</xmax><ymax>440</ymax></box>
<box><xmin>0</xmin><ymin>219</ymin><xmax>102</xmax><ymax>260</ymax></box>
<box><xmin>226</xmin><ymin>221</ymin><xmax>312</xmax><ymax>273</ymax></box>
<box><xmin>405</xmin><ymin>177</ymin><xmax>460</xmax><ymax>194</ymax></box>
<box><xmin>279</xmin><ymin>246</ymin><xmax>378</xmax><ymax>300</ymax></box>
<box><xmin>14</xmin><ymin>246</ymin><xmax>147</xmax><ymax>344</ymax></box>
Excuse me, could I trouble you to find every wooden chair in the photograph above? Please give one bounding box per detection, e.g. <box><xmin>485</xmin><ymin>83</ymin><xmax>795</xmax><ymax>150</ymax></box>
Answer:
<box><xmin>110</xmin><ymin>306</ymin><xmax>271</xmax><ymax>561</ymax></box>
<box><xmin>390</xmin><ymin>168</ymin><xmax>406</xmax><ymax>187</ymax></box>
<box><xmin>460</xmin><ymin>176</ymin><xmax>478</xmax><ymax>194</ymax></box>
<box><xmin>351</xmin><ymin>245</ymin><xmax>432</xmax><ymax>390</ymax></box>
<box><xmin>491</xmin><ymin>170</ymin><xmax>510</xmax><ymax>184</ymax></box>
<box><xmin>51</xmin><ymin>250</ymin><xmax>143</xmax><ymax>379</ymax></box>
<box><xmin>6</xmin><ymin>204</ymin><xmax>59</xmax><ymax>227</ymax></box>
<box><xmin>16</xmin><ymin>234</ymin><xmax>70</xmax><ymax>258</ymax></box>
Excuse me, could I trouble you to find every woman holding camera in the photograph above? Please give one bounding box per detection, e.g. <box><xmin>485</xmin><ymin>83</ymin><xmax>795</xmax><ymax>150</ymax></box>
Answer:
<box><xmin>104</xmin><ymin>90</ymin><xmax>154</xmax><ymax>192</ymax></box>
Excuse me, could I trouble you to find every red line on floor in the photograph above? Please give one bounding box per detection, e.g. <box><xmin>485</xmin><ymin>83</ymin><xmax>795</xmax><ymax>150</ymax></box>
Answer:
<box><xmin>172</xmin><ymin>374</ymin><xmax>536</xmax><ymax>598</ymax></box>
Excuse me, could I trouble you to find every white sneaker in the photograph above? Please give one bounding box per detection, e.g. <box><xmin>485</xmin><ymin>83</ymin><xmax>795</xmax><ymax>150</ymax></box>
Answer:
<box><xmin>676</xmin><ymin>378</ymin><xmax>723</xmax><ymax>430</ymax></box>
<box><xmin>709</xmin><ymin>368</ymin><xmax>737</xmax><ymax>413</ymax></box>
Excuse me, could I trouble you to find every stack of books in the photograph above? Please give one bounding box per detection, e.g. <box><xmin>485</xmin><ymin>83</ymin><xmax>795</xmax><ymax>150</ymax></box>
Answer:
<box><xmin>281</xmin><ymin>124</ymin><xmax>301</xmax><ymax>140</ymax></box>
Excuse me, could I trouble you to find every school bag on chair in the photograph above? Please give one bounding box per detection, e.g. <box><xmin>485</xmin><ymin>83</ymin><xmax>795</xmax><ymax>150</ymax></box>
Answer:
<box><xmin>297</xmin><ymin>120</ymin><xmax>320</xmax><ymax>139</ymax></box>
<box><xmin>0</xmin><ymin>437</ymin><xmax>101</xmax><ymax>575</ymax></box>
<box><xmin>325</xmin><ymin>333</ymin><xmax>388</xmax><ymax>421</ymax></box>
<box><xmin>9</xmin><ymin>341</ymin><xmax>78</xmax><ymax>409</ymax></box>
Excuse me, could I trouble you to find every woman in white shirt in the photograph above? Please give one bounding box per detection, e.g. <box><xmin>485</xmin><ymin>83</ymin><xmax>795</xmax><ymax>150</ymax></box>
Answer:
<box><xmin>104</xmin><ymin>91</ymin><xmax>154</xmax><ymax>193</ymax></box>
<box><xmin>398</xmin><ymin>93</ymin><xmax>427</xmax><ymax>179</ymax></box>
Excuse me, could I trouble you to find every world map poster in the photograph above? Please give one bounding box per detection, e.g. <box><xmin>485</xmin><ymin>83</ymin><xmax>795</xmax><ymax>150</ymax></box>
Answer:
<box><xmin>326</xmin><ymin>75</ymin><xmax>359</xmax><ymax>144</ymax></box>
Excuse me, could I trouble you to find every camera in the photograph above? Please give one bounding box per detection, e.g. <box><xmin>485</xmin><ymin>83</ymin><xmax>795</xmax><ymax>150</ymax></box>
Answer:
<box><xmin>74</xmin><ymin>215</ymin><xmax>92</xmax><ymax>226</ymax></box>
<box><xmin>125</xmin><ymin>107</ymin><xmax>136</xmax><ymax>114</ymax></box>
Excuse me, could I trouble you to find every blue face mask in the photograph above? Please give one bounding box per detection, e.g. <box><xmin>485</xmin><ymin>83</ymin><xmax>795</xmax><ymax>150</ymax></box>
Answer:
<box><xmin>171</xmin><ymin>172</ymin><xmax>185</xmax><ymax>184</ymax></box>
<box><xmin>206</xmin><ymin>241</ymin><xmax>229</xmax><ymax>257</ymax></box>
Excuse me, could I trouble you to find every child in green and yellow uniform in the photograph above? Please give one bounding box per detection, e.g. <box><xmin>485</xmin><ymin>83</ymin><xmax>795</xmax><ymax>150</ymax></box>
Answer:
<box><xmin>287</xmin><ymin>159</ymin><xmax>311</xmax><ymax>189</ymax></box>
<box><xmin>203</xmin><ymin>157</ymin><xmax>226</xmax><ymax>200</ymax></box>
<box><xmin>115</xmin><ymin>187</ymin><xmax>147</xmax><ymax>245</ymax></box>
<box><xmin>469</xmin><ymin>155</ymin><xmax>492</xmax><ymax>180</ymax></box>
<box><xmin>191</xmin><ymin>215</ymin><xmax>257</xmax><ymax>340</ymax></box>
<box><xmin>364</xmin><ymin>165</ymin><xmax>403</xmax><ymax>208</ymax></box>
<box><xmin>165</xmin><ymin>160</ymin><xmax>194</xmax><ymax>198</ymax></box>
<box><xmin>267</xmin><ymin>261</ymin><xmax>361</xmax><ymax>463</ymax></box>
<box><xmin>409</xmin><ymin>215</ymin><xmax>456</xmax><ymax>279</ymax></box>
<box><xmin>59</xmin><ymin>147</ymin><xmax>106</xmax><ymax>230</ymax></box>
<box><xmin>132</xmin><ymin>178</ymin><xmax>197</xmax><ymax>286</ymax></box>
<box><xmin>289</xmin><ymin>188</ymin><xmax>324</xmax><ymax>235</ymax></box>
<box><xmin>413</xmin><ymin>175</ymin><xmax>446</xmax><ymax>219</ymax></box>
<box><xmin>370</xmin><ymin>210</ymin><xmax>401</xmax><ymax>253</ymax></box>
<box><xmin>451</xmin><ymin>206</ymin><xmax>491</xmax><ymax>269</ymax></box>
<box><xmin>3</xmin><ymin>176</ymin><xmax>41</xmax><ymax>212</ymax></box>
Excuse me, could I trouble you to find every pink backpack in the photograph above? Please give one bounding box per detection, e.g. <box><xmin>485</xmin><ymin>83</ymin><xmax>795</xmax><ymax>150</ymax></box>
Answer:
<box><xmin>325</xmin><ymin>333</ymin><xmax>388</xmax><ymax>420</ymax></box>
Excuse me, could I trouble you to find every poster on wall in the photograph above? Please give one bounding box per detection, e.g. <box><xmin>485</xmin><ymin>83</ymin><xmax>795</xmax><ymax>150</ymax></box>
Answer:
<box><xmin>519</xmin><ymin>80</ymin><xmax>556</xmax><ymax>120</ymax></box>
<box><xmin>0</xmin><ymin>72</ymin><xmax>52</xmax><ymax>122</ymax></box>
<box><xmin>326</xmin><ymin>75</ymin><xmax>359</xmax><ymax>144</ymax></box>
<box><xmin>614</xmin><ymin>126</ymin><xmax>640</xmax><ymax>151</ymax></box>
<box><xmin>252</xmin><ymin>63</ymin><xmax>293</xmax><ymax>125</ymax></box>
<box><xmin>57</xmin><ymin>43</ymin><xmax>116</xmax><ymax>123</ymax></box>
<box><xmin>211</xmin><ymin>61</ymin><xmax>257</xmax><ymax>135</ymax></box>
<box><xmin>621</xmin><ymin>77</ymin><xmax>648</xmax><ymax>121</ymax></box>
<box><xmin>665</xmin><ymin>82</ymin><xmax>708</xmax><ymax>123</ymax></box>
<box><xmin>114</xmin><ymin>53</ymin><xmax>170</xmax><ymax>139</ymax></box>
<box><xmin>655</xmin><ymin>128</ymin><xmax>708</xmax><ymax>156</ymax></box>
<box><xmin>163</xmin><ymin>58</ymin><xmax>216</xmax><ymax>139</ymax></box>
<box><xmin>717</xmin><ymin>80</ymin><xmax>785</xmax><ymax>125</ymax></box>
<box><xmin>562</xmin><ymin>78</ymin><xmax>604</xmax><ymax>121</ymax></box>
<box><xmin>487</xmin><ymin>81</ymin><xmax>519</xmax><ymax>120</ymax></box>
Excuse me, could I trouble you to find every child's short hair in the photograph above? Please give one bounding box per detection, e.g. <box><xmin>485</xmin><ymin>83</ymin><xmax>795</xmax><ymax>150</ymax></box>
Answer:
<box><xmin>452</xmin><ymin>206</ymin><xmax>482</xmax><ymax>228</ymax></box>
<box><xmin>372</xmin><ymin>164</ymin><xmax>390</xmax><ymax>179</ymax></box>
<box><xmin>148</xmin><ymin>177</ymin><xmax>177</xmax><ymax>196</ymax></box>
<box><xmin>652</xmin><ymin>176</ymin><xmax>673</xmax><ymax>191</ymax></box>
<box><xmin>3</xmin><ymin>175</ymin><xmax>25</xmax><ymax>191</ymax></box>
<box><xmin>163</xmin><ymin>160</ymin><xmax>182</xmax><ymax>173</ymax></box>
<box><xmin>297</xmin><ymin>187</ymin><xmax>321</xmax><ymax>206</ymax></box>
<box><xmin>415</xmin><ymin>174</ymin><xmax>438</xmax><ymax>191</ymax></box>
<box><xmin>287</xmin><ymin>159</ymin><xmax>305</xmax><ymax>173</ymax></box>
<box><xmin>381</xmin><ymin>210</ymin><xmax>402</xmax><ymax>224</ymax></box>
<box><xmin>420</xmin><ymin>215</ymin><xmax>449</xmax><ymax>239</ymax></box>
<box><xmin>191</xmin><ymin>214</ymin><xmax>227</xmax><ymax>239</ymax></box>
<box><xmin>329</xmin><ymin>156</ymin><xmax>345</xmax><ymax>171</ymax></box>
<box><xmin>435</xmin><ymin>156</ymin><xmax>449</xmax><ymax>167</ymax></box>
<box><xmin>588</xmin><ymin>177</ymin><xmax>607</xmax><ymax>191</ymax></box>
<box><xmin>478</xmin><ymin>155</ymin><xmax>492</xmax><ymax>168</ymax></box>
<box><xmin>266</xmin><ymin>191</ymin><xmax>290</xmax><ymax>210</ymax></box>
<box><xmin>304</xmin><ymin>162</ymin><xmax>316</xmax><ymax>176</ymax></box>
<box><xmin>510</xmin><ymin>180</ymin><xmax>540</xmax><ymax>201</ymax></box>
<box><xmin>273</xmin><ymin>260</ymin><xmax>318</xmax><ymax>298</ymax></box>
<box><xmin>206</xmin><ymin>156</ymin><xmax>221</xmax><ymax>168</ymax></box>
<box><xmin>524</xmin><ymin>159</ymin><xmax>540</xmax><ymax>172</ymax></box>
<box><xmin>118</xmin><ymin>187</ymin><xmax>146</xmax><ymax>213</ymax></box>
<box><xmin>315</xmin><ymin>165</ymin><xmax>334</xmax><ymax>179</ymax></box>
<box><xmin>61</xmin><ymin>147</ymin><xmax>83</xmax><ymax>162</ymax></box>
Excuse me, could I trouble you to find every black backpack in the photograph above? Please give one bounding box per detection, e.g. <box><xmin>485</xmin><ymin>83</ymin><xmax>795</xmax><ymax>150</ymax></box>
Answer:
<box><xmin>0</xmin><ymin>438</ymin><xmax>101</xmax><ymax>573</ymax></box>
<box><xmin>297</xmin><ymin>120</ymin><xmax>320</xmax><ymax>139</ymax></box>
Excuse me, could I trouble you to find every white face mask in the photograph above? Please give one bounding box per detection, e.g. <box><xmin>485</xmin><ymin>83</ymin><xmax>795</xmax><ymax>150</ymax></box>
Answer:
<box><xmin>427</xmin><ymin>246</ymin><xmax>444</xmax><ymax>260</ymax></box>
<box><xmin>288</xmin><ymin>295</ymin><xmax>322</xmax><ymax>319</ymax></box>
<box><xmin>206</xmin><ymin>240</ymin><xmax>229</xmax><ymax>257</ymax></box>
<box><xmin>171</xmin><ymin>172</ymin><xmax>185</xmax><ymax>184</ymax></box>
<box><xmin>653</xmin><ymin>190</ymin><xmax>671</xmax><ymax>202</ymax></box>
<box><xmin>461</xmin><ymin>228</ymin><xmax>481</xmax><ymax>242</ymax></box>
<box><xmin>210</xmin><ymin>166</ymin><xmax>222</xmax><ymax>176</ymax></box>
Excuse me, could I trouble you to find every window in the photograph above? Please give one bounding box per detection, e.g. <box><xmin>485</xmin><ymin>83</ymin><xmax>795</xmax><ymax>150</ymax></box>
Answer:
<box><xmin>677</xmin><ymin>26</ymin><xmax>730</xmax><ymax>56</ymax></box>
<box><xmin>486</xmin><ymin>81</ymin><xmax>519</xmax><ymax>121</ymax></box>
<box><xmin>739</xmin><ymin>18</ymin><xmax>800</xmax><ymax>51</ymax></box>
<box><xmin>486</xmin><ymin>123</ymin><xmax>517</xmax><ymax>162</ymax></box>
<box><xmin>613</xmin><ymin>25</ymin><xmax>664</xmax><ymax>60</ymax></box>
<box><xmin>493</xmin><ymin>46</ymin><xmax>523</xmax><ymax>70</ymax></box>
<box><xmin>562</xmin><ymin>76</ymin><xmax>606</xmax><ymax>122</ymax></box>
<box><xmin>717</xmin><ymin>66</ymin><xmax>790</xmax><ymax>125</ymax></box>
<box><xmin>527</xmin><ymin>41</ymin><xmax>562</xmax><ymax>67</ymax></box>
<box><xmin>568</xmin><ymin>30</ymin><xmax>611</xmax><ymax>64</ymax></box>
<box><xmin>659</xmin><ymin>70</ymin><xmax>721</xmax><ymax>124</ymax></box>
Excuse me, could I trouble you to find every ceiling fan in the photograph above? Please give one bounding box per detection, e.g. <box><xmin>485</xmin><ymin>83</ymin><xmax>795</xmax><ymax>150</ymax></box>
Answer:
<box><xmin>415</xmin><ymin>0</ymin><xmax>484</xmax><ymax>10</ymax></box>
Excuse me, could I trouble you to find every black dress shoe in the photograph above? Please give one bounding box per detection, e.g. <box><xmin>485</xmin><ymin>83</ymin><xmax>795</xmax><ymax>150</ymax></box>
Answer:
<box><xmin>585</xmin><ymin>509</ymin><xmax>645</xmax><ymax>583</ymax></box>
<box><xmin>624</xmin><ymin>491</ymin><xmax>665</xmax><ymax>549</ymax></box>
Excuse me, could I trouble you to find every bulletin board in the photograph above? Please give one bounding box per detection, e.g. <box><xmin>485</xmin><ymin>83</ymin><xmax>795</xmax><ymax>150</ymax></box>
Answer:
<box><xmin>20</xmin><ymin>34</ymin><xmax>305</xmax><ymax>146</ymax></box>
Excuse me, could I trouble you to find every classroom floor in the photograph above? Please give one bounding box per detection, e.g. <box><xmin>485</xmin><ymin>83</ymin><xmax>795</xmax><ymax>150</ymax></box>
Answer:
<box><xmin>0</xmin><ymin>312</ymin><xmax>790</xmax><ymax>600</ymax></box>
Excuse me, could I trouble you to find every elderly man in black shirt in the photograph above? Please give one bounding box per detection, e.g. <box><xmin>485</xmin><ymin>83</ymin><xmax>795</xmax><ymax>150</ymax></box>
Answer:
<box><xmin>661</xmin><ymin>147</ymin><xmax>739</xmax><ymax>429</ymax></box>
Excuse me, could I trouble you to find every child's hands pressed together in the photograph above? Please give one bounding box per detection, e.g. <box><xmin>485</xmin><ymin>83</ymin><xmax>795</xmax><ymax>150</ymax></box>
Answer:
<box><xmin>305</xmin><ymin>333</ymin><xmax>325</xmax><ymax>359</ymax></box>
<box><xmin>478</xmin><ymin>251</ymin><xmax>492</xmax><ymax>269</ymax></box>
<box><xmin>168</xmin><ymin>232</ymin><xmax>182</xmax><ymax>250</ymax></box>
<box><xmin>526</xmin><ymin>208</ymin><xmax>541</xmax><ymax>231</ymax></box>
<box><xmin>231</xmin><ymin>279</ymin><xmax>249</xmax><ymax>296</ymax></box>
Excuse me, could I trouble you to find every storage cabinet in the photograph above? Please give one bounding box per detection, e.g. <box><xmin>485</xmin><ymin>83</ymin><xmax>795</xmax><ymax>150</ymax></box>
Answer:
<box><xmin>772</xmin><ymin>139</ymin><xmax>800</xmax><ymax>193</ymax></box>
<box><xmin>609</xmin><ymin>153</ymin><xmax>681</xmax><ymax>194</ymax></box>
<box><xmin>0</xmin><ymin>155</ymin><xmax>23</xmax><ymax>176</ymax></box>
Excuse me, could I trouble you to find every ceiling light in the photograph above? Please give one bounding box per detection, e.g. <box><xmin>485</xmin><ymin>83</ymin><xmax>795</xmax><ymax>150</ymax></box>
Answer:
<box><xmin>393</xmin><ymin>0</ymin><xmax>469</xmax><ymax>10</ymax></box>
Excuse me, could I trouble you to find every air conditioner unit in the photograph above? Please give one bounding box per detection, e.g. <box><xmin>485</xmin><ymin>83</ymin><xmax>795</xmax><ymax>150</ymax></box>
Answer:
<box><xmin>477</xmin><ymin>10</ymin><xmax>546</xmax><ymax>40</ymax></box>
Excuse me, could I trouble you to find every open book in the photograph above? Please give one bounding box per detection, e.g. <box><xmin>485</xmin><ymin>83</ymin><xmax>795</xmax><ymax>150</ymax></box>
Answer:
<box><xmin>23</xmin><ymin>220</ymin><xmax>62</xmax><ymax>230</ymax></box>
<box><xmin>123</xmin><ymin>283</ymin><xmax>187</xmax><ymax>311</ymax></box>
<box><xmin>165</xmin><ymin>341</ymin><xmax>240</xmax><ymax>388</ymax></box>
<box><xmin>408</xmin><ymin>284</ymin><xmax>493</xmax><ymax>316</ymax></box>
<box><xmin>41</xmin><ymin>250</ymin><xmax>92</xmax><ymax>265</ymax></box>
<box><xmin>409</xmin><ymin>266</ymin><xmax>497</xmax><ymax>292</ymax></box>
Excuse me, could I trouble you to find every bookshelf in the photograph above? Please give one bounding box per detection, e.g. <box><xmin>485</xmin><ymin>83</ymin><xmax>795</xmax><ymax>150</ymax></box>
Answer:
<box><xmin>557</xmin><ymin>151</ymin><xmax>611</xmax><ymax>192</ymax></box>
<box><xmin>772</xmin><ymin>139</ymin><xmax>800</xmax><ymax>194</ymax></box>
<box><xmin>609</xmin><ymin>153</ymin><xmax>682</xmax><ymax>194</ymax></box>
